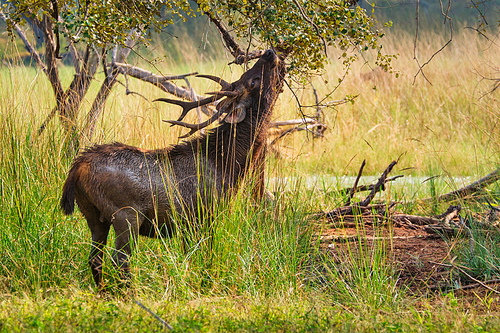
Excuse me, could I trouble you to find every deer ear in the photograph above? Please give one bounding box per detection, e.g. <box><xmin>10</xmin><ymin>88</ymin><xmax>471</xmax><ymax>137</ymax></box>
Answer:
<box><xmin>225</xmin><ymin>107</ymin><xmax>246</xmax><ymax>124</ymax></box>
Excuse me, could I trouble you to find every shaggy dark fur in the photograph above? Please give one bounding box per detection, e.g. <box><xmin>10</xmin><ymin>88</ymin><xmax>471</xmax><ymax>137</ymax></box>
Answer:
<box><xmin>60</xmin><ymin>49</ymin><xmax>283</xmax><ymax>288</ymax></box>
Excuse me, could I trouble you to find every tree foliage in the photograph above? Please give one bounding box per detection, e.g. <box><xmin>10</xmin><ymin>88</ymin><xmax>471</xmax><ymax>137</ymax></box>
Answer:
<box><xmin>3</xmin><ymin>0</ymin><xmax>194</xmax><ymax>47</ymax></box>
<box><xmin>196</xmin><ymin>0</ymin><xmax>390</xmax><ymax>75</ymax></box>
<box><xmin>1</xmin><ymin>0</ymin><xmax>395</xmax><ymax>151</ymax></box>
<box><xmin>3</xmin><ymin>0</ymin><xmax>391</xmax><ymax>76</ymax></box>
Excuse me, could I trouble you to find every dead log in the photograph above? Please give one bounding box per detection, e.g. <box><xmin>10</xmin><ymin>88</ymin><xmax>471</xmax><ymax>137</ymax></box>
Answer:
<box><xmin>421</xmin><ymin>169</ymin><xmax>500</xmax><ymax>203</ymax></box>
<box><xmin>323</xmin><ymin>234</ymin><xmax>440</xmax><ymax>243</ymax></box>
<box><xmin>392</xmin><ymin>214</ymin><xmax>441</xmax><ymax>226</ymax></box>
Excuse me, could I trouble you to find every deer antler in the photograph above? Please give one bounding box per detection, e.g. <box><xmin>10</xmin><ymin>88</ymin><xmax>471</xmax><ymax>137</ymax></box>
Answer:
<box><xmin>163</xmin><ymin>107</ymin><xmax>227</xmax><ymax>138</ymax></box>
<box><xmin>196</xmin><ymin>74</ymin><xmax>231</xmax><ymax>90</ymax></box>
<box><xmin>154</xmin><ymin>95</ymin><xmax>223</xmax><ymax>122</ymax></box>
<box><xmin>205</xmin><ymin>91</ymin><xmax>238</xmax><ymax>97</ymax></box>
<box><xmin>154</xmin><ymin>74</ymin><xmax>235</xmax><ymax>122</ymax></box>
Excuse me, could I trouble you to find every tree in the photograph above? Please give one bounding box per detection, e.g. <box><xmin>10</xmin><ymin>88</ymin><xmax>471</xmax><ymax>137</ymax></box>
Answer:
<box><xmin>1</xmin><ymin>0</ymin><xmax>392</xmax><ymax>152</ymax></box>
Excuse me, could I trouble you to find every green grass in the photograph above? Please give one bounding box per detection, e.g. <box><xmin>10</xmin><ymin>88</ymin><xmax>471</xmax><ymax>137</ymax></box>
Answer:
<box><xmin>2</xmin><ymin>294</ymin><xmax>500</xmax><ymax>332</ymax></box>
<box><xmin>1</xmin><ymin>26</ymin><xmax>500</xmax><ymax>331</ymax></box>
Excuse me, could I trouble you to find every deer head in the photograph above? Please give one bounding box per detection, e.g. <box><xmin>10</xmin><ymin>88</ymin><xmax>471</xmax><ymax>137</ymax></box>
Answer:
<box><xmin>154</xmin><ymin>49</ymin><xmax>280</xmax><ymax>138</ymax></box>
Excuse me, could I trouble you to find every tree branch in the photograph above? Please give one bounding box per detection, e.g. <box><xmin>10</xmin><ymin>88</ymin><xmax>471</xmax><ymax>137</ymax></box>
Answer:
<box><xmin>345</xmin><ymin>160</ymin><xmax>366</xmax><ymax>206</ymax></box>
<box><xmin>38</xmin><ymin>46</ymin><xmax>98</xmax><ymax>137</ymax></box>
<box><xmin>113</xmin><ymin>63</ymin><xmax>215</xmax><ymax>117</ymax></box>
<box><xmin>201</xmin><ymin>9</ymin><xmax>244</xmax><ymax>59</ymax></box>
<box><xmin>0</xmin><ymin>9</ymin><xmax>47</xmax><ymax>74</ymax></box>
<box><xmin>291</xmin><ymin>0</ymin><xmax>327</xmax><ymax>57</ymax></box>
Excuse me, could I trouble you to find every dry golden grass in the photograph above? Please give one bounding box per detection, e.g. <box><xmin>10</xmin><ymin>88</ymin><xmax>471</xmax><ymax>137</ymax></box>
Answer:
<box><xmin>1</xmin><ymin>27</ymin><xmax>498</xmax><ymax>178</ymax></box>
<box><xmin>278</xmin><ymin>28</ymin><xmax>500</xmax><ymax>177</ymax></box>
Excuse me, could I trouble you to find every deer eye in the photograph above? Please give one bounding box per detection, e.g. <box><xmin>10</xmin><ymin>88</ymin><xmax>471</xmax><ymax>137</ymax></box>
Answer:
<box><xmin>250</xmin><ymin>78</ymin><xmax>260</xmax><ymax>89</ymax></box>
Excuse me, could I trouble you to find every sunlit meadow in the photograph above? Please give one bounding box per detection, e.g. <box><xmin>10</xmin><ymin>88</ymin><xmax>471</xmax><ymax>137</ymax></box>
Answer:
<box><xmin>1</xmin><ymin>22</ymin><xmax>500</xmax><ymax>331</ymax></box>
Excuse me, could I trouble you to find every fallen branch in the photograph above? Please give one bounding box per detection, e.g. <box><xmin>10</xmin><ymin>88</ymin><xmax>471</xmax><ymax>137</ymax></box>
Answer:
<box><xmin>430</xmin><ymin>261</ymin><xmax>500</xmax><ymax>295</ymax></box>
<box><xmin>316</xmin><ymin>160</ymin><xmax>398</xmax><ymax>219</ymax></box>
<box><xmin>345</xmin><ymin>160</ymin><xmax>366</xmax><ymax>206</ymax></box>
<box><xmin>323</xmin><ymin>235</ymin><xmax>438</xmax><ymax>243</ymax></box>
<box><xmin>339</xmin><ymin>175</ymin><xmax>404</xmax><ymax>196</ymax></box>
<box><xmin>422</xmin><ymin>169</ymin><xmax>500</xmax><ymax>203</ymax></box>
<box><xmin>392</xmin><ymin>214</ymin><xmax>441</xmax><ymax>226</ymax></box>
<box><xmin>452</xmin><ymin>279</ymin><xmax>500</xmax><ymax>292</ymax></box>
<box><xmin>359</xmin><ymin>160</ymin><xmax>398</xmax><ymax>206</ymax></box>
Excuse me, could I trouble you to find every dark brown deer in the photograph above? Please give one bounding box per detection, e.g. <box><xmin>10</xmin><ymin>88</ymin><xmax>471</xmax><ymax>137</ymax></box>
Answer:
<box><xmin>60</xmin><ymin>49</ymin><xmax>283</xmax><ymax>288</ymax></box>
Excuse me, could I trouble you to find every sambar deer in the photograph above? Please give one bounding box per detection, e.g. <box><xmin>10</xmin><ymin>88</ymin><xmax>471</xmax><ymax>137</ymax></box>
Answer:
<box><xmin>60</xmin><ymin>49</ymin><xmax>282</xmax><ymax>288</ymax></box>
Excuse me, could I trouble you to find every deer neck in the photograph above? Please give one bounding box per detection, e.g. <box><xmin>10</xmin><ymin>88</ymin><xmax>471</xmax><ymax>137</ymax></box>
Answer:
<box><xmin>200</xmin><ymin>103</ymin><xmax>271</xmax><ymax>179</ymax></box>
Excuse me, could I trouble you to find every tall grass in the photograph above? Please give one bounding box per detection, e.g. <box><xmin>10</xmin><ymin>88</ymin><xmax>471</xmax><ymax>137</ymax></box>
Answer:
<box><xmin>0</xmin><ymin>80</ymin><xmax>85</xmax><ymax>293</ymax></box>
<box><xmin>0</xmin><ymin>63</ymin><xmax>323</xmax><ymax>301</ymax></box>
<box><xmin>0</xmin><ymin>91</ymin><xmax>316</xmax><ymax>299</ymax></box>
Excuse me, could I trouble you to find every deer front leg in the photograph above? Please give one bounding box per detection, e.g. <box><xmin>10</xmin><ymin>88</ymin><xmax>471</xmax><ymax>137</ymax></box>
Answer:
<box><xmin>251</xmin><ymin>144</ymin><xmax>274</xmax><ymax>202</ymax></box>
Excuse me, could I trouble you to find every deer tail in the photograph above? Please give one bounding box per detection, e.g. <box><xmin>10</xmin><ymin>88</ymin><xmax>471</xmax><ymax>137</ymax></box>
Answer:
<box><xmin>60</xmin><ymin>169</ymin><xmax>77</xmax><ymax>215</ymax></box>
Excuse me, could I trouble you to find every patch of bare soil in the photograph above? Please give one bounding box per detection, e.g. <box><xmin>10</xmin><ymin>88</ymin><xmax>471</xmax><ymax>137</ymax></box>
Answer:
<box><xmin>319</xmin><ymin>219</ymin><xmax>451</xmax><ymax>294</ymax></box>
<box><xmin>316</xmin><ymin>162</ymin><xmax>500</xmax><ymax>296</ymax></box>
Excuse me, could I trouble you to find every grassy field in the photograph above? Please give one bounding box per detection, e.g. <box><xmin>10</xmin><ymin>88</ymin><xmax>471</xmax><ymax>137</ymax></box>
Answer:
<box><xmin>1</xmin><ymin>26</ymin><xmax>500</xmax><ymax>331</ymax></box>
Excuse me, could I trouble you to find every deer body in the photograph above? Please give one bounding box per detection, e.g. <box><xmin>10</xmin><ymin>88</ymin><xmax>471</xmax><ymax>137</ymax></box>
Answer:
<box><xmin>60</xmin><ymin>50</ymin><xmax>281</xmax><ymax>288</ymax></box>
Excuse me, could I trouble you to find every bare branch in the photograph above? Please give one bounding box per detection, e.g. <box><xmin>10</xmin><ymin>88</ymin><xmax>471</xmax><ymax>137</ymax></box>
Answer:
<box><xmin>113</xmin><ymin>63</ymin><xmax>215</xmax><ymax>117</ymax></box>
<box><xmin>358</xmin><ymin>160</ymin><xmax>398</xmax><ymax>207</ymax></box>
<box><xmin>413</xmin><ymin>0</ymin><xmax>453</xmax><ymax>84</ymax></box>
<box><xmin>340</xmin><ymin>175</ymin><xmax>404</xmax><ymax>195</ymax></box>
<box><xmin>269</xmin><ymin>117</ymin><xmax>327</xmax><ymax>146</ymax></box>
<box><xmin>270</xmin><ymin>117</ymin><xmax>319</xmax><ymax>127</ymax></box>
<box><xmin>468</xmin><ymin>0</ymin><xmax>488</xmax><ymax>26</ymax></box>
<box><xmin>345</xmin><ymin>160</ymin><xmax>366</xmax><ymax>206</ymax></box>
<box><xmin>118</xmin><ymin>74</ymin><xmax>149</xmax><ymax>101</ymax></box>
<box><xmin>201</xmin><ymin>9</ymin><xmax>244</xmax><ymax>59</ymax></box>
<box><xmin>0</xmin><ymin>9</ymin><xmax>47</xmax><ymax>74</ymax></box>
<box><xmin>421</xmin><ymin>169</ymin><xmax>500</xmax><ymax>203</ymax></box>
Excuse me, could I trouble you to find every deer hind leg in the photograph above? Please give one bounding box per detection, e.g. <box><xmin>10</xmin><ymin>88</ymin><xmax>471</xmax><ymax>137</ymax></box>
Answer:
<box><xmin>79</xmin><ymin>202</ymin><xmax>111</xmax><ymax>289</ymax></box>
<box><xmin>111</xmin><ymin>209</ymin><xmax>142</xmax><ymax>284</ymax></box>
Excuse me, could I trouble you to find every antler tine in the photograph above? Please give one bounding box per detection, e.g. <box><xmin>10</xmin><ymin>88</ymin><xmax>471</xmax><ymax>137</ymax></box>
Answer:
<box><xmin>205</xmin><ymin>91</ymin><xmax>239</xmax><ymax>98</ymax></box>
<box><xmin>196</xmin><ymin>74</ymin><xmax>231</xmax><ymax>90</ymax></box>
<box><xmin>154</xmin><ymin>95</ymin><xmax>222</xmax><ymax>122</ymax></box>
<box><xmin>163</xmin><ymin>108</ymin><xmax>226</xmax><ymax>138</ymax></box>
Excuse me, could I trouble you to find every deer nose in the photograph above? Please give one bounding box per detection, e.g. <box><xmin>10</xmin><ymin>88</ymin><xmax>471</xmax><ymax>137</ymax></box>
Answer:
<box><xmin>263</xmin><ymin>49</ymin><xmax>275</xmax><ymax>60</ymax></box>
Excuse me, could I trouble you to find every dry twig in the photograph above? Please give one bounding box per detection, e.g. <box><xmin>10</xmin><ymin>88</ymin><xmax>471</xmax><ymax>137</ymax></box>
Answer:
<box><xmin>430</xmin><ymin>261</ymin><xmax>500</xmax><ymax>295</ymax></box>
<box><xmin>134</xmin><ymin>299</ymin><xmax>173</xmax><ymax>330</ymax></box>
